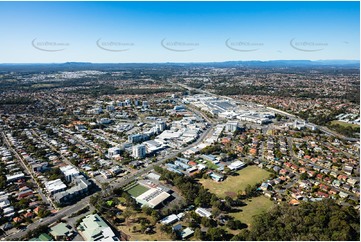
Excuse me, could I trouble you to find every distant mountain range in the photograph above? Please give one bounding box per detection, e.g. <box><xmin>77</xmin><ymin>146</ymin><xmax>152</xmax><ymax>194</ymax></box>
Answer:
<box><xmin>0</xmin><ymin>60</ymin><xmax>359</xmax><ymax>72</ymax></box>
<box><xmin>221</xmin><ymin>60</ymin><xmax>360</xmax><ymax>66</ymax></box>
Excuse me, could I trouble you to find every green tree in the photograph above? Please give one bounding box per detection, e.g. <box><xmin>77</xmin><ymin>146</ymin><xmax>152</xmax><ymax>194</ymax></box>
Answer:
<box><xmin>206</xmin><ymin>227</ymin><xmax>228</xmax><ymax>241</ymax></box>
<box><xmin>248</xmin><ymin>199</ymin><xmax>359</xmax><ymax>241</ymax></box>
<box><xmin>142</xmin><ymin>205</ymin><xmax>153</xmax><ymax>216</ymax></box>
<box><xmin>201</xmin><ymin>217</ymin><xmax>212</xmax><ymax>227</ymax></box>
<box><xmin>194</xmin><ymin>228</ymin><xmax>203</xmax><ymax>240</ymax></box>
<box><xmin>123</xmin><ymin>208</ymin><xmax>133</xmax><ymax>227</ymax></box>
<box><xmin>300</xmin><ymin>173</ymin><xmax>308</xmax><ymax>180</ymax></box>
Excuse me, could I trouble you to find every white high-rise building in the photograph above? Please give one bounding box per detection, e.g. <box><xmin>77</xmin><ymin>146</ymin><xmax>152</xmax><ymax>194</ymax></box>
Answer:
<box><xmin>106</xmin><ymin>105</ymin><xmax>115</xmax><ymax>112</ymax></box>
<box><xmin>155</xmin><ymin>121</ymin><xmax>166</xmax><ymax>133</ymax></box>
<box><xmin>133</xmin><ymin>144</ymin><xmax>146</xmax><ymax>159</ymax></box>
<box><xmin>225</xmin><ymin>121</ymin><xmax>238</xmax><ymax>132</ymax></box>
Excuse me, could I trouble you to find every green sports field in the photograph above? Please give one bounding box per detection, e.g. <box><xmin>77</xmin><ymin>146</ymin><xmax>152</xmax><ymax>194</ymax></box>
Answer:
<box><xmin>125</xmin><ymin>184</ymin><xmax>149</xmax><ymax>197</ymax></box>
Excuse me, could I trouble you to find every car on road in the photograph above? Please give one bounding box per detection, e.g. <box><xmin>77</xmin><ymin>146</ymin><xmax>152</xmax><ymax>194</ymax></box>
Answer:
<box><xmin>18</xmin><ymin>225</ymin><xmax>27</xmax><ymax>231</ymax></box>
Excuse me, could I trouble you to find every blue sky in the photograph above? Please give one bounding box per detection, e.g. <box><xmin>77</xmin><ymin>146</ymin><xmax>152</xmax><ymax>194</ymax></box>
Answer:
<box><xmin>0</xmin><ymin>1</ymin><xmax>359</xmax><ymax>63</ymax></box>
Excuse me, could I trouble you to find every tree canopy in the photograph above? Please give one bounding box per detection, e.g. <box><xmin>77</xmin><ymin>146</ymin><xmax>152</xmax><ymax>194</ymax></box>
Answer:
<box><xmin>245</xmin><ymin>199</ymin><xmax>359</xmax><ymax>241</ymax></box>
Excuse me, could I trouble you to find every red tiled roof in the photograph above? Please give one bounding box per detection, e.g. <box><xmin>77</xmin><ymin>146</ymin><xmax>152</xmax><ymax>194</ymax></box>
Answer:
<box><xmin>317</xmin><ymin>191</ymin><xmax>329</xmax><ymax>198</ymax></box>
<box><xmin>13</xmin><ymin>217</ymin><xmax>22</xmax><ymax>223</ymax></box>
<box><xmin>289</xmin><ymin>199</ymin><xmax>300</xmax><ymax>206</ymax></box>
<box><xmin>24</xmin><ymin>212</ymin><xmax>33</xmax><ymax>218</ymax></box>
<box><xmin>34</xmin><ymin>206</ymin><xmax>41</xmax><ymax>214</ymax></box>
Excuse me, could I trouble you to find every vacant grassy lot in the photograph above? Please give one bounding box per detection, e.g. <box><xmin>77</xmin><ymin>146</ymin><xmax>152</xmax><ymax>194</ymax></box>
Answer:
<box><xmin>117</xmin><ymin>211</ymin><xmax>171</xmax><ymax>241</ymax></box>
<box><xmin>125</xmin><ymin>184</ymin><xmax>149</xmax><ymax>197</ymax></box>
<box><xmin>230</xmin><ymin>196</ymin><xmax>274</xmax><ymax>227</ymax></box>
<box><xmin>330</xmin><ymin>120</ymin><xmax>360</xmax><ymax>128</ymax></box>
<box><xmin>200</xmin><ymin>166</ymin><xmax>271</xmax><ymax>198</ymax></box>
<box><xmin>118</xmin><ymin>223</ymin><xmax>172</xmax><ymax>241</ymax></box>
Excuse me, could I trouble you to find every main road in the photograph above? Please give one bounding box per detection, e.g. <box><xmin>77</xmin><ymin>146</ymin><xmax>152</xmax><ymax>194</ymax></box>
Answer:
<box><xmin>106</xmin><ymin>104</ymin><xmax>215</xmax><ymax>193</ymax></box>
<box><xmin>2</xmin><ymin>106</ymin><xmax>215</xmax><ymax>240</ymax></box>
<box><xmin>0</xmin><ymin>131</ymin><xmax>56</xmax><ymax>209</ymax></box>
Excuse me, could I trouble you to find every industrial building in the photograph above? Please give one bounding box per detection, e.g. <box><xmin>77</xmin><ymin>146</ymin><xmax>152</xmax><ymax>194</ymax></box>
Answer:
<box><xmin>135</xmin><ymin>187</ymin><xmax>171</xmax><ymax>208</ymax></box>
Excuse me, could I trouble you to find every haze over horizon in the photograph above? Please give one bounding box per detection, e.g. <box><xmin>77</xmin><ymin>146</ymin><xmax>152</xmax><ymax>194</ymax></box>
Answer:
<box><xmin>0</xmin><ymin>1</ymin><xmax>359</xmax><ymax>63</ymax></box>
<box><xmin>0</xmin><ymin>59</ymin><xmax>360</xmax><ymax>65</ymax></box>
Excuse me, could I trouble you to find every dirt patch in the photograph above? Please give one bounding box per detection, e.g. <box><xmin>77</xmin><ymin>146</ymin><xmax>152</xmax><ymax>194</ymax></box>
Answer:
<box><xmin>224</xmin><ymin>191</ymin><xmax>237</xmax><ymax>198</ymax></box>
<box><xmin>117</xmin><ymin>204</ymin><xmax>127</xmax><ymax>210</ymax></box>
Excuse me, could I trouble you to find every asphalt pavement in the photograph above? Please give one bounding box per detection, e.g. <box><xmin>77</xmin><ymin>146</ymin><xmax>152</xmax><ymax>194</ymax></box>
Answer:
<box><xmin>2</xmin><ymin>106</ymin><xmax>215</xmax><ymax>241</ymax></box>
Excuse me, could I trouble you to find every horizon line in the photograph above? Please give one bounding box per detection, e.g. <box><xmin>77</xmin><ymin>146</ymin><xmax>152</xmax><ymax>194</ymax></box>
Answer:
<box><xmin>1</xmin><ymin>59</ymin><xmax>360</xmax><ymax>65</ymax></box>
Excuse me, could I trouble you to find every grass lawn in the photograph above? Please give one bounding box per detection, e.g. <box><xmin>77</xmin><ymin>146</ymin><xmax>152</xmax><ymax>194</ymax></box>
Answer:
<box><xmin>125</xmin><ymin>184</ymin><xmax>149</xmax><ymax>197</ymax></box>
<box><xmin>330</xmin><ymin>120</ymin><xmax>359</xmax><ymax>128</ymax></box>
<box><xmin>230</xmin><ymin>196</ymin><xmax>274</xmax><ymax>227</ymax></box>
<box><xmin>200</xmin><ymin>166</ymin><xmax>271</xmax><ymax>198</ymax></box>
<box><xmin>205</xmin><ymin>160</ymin><xmax>219</xmax><ymax>170</ymax></box>
<box><xmin>195</xmin><ymin>159</ymin><xmax>218</xmax><ymax>170</ymax></box>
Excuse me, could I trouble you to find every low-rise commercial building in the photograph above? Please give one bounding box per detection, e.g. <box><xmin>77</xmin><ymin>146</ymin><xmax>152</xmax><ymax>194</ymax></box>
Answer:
<box><xmin>135</xmin><ymin>187</ymin><xmax>171</xmax><ymax>208</ymax></box>
<box><xmin>53</xmin><ymin>175</ymin><xmax>91</xmax><ymax>205</ymax></box>
<box><xmin>228</xmin><ymin>160</ymin><xmax>246</xmax><ymax>171</ymax></box>
<box><xmin>60</xmin><ymin>165</ymin><xmax>80</xmax><ymax>182</ymax></box>
<box><xmin>195</xmin><ymin>207</ymin><xmax>212</xmax><ymax>218</ymax></box>
<box><xmin>45</xmin><ymin>179</ymin><xmax>67</xmax><ymax>195</ymax></box>
<box><xmin>77</xmin><ymin>214</ymin><xmax>119</xmax><ymax>241</ymax></box>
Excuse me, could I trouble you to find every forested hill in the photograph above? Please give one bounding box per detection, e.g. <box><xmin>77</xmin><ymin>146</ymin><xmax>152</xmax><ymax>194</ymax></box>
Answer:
<box><xmin>235</xmin><ymin>199</ymin><xmax>360</xmax><ymax>241</ymax></box>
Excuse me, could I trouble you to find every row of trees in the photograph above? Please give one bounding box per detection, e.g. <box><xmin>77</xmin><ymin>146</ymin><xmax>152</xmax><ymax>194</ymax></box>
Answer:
<box><xmin>200</xmin><ymin>143</ymin><xmax>223</xmax><ymax>155</ymax></box>
<box><xmin>154</xmin><ymin>166</ymin><xmax>214</xmax><ymax>207</ymax></box>
<box><xmin>0</xmin><ymin>162</ymin><xmax>6</xmax><ymax>189</ymax></box>
<box><xmin>328</xmin><ymin>123</ymin><xmax>360</xmax><ymax>138</ymax></box>
<box><xmin>0</xmin><ymin>97</ymin><xmax>34</xmax><ymax>105</ymax></box>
